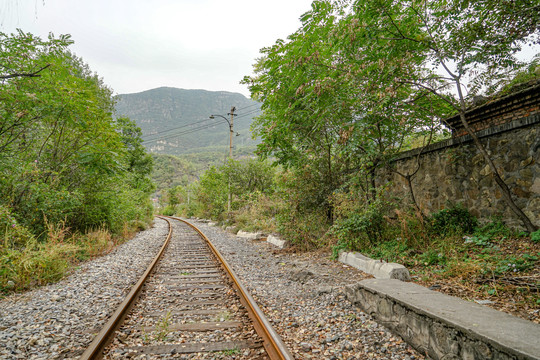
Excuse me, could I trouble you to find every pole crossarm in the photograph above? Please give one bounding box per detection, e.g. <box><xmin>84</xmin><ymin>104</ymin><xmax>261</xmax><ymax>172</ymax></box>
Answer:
<box><xmin>209</xmin><ymin>114</ymin><xmax>231</xmax><ymax>127</ymax></box>
<box><xmin>209</xmin><ymin>106</ymin><xmax>236</xmax><ymax>159</ymax></box>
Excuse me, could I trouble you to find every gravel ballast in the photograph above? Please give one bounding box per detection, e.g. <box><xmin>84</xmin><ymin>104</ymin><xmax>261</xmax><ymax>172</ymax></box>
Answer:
<box><xmin>0</xmin><ymin>218</ymin><xmax>168</xmax><ymax>360</ymax></box>
<box><xmin>191</xmin><ymin>220</ymin><xmax>423</xmax><ymax>360</ymax></box>
<box><xmin>0</xmin><ymin>217</ymin><xmax>423</xmax><ymax>359</ymax></box>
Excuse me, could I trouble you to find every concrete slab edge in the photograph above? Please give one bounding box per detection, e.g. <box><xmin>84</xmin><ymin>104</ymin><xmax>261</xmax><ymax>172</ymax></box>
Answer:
<box><xmin>236</xmin><ymin>230</ymin><xmax>265</xmax><ymax>240</ymax></box>
<box><xmin>267</xmin><ymin>235</ymin><xmax>288</xmax><ymax>249</ymax></box>
<box><xmin>339</xmin><ymin>251</ymin><xmax>411</xmax><ymax>281</ymax></box>
<box><xmin>345</xmin><ymin>279</ymin><xmax>540</xmax><ymax>360</ymax></box>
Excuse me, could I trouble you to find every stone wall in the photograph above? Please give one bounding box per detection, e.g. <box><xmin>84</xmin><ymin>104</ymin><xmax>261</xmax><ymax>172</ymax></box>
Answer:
<box><xmin>377</xmin><ymin>115</ymin><xmax>539</xmax><ymax>229</ymax></box>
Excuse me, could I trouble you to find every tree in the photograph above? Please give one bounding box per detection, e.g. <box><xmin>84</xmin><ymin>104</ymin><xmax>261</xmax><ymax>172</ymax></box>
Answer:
<box><xmin>242</xmin><ymin>1</ymin><xmax>450</xmax><ymax>221</ymax></box>
<box><xmin>338</xmin><ymin>0</ymin><xmax>539</xmax><ymax>231</ymax></box>
<box><xmin>0</xmin><ymin>30</ymin><xmax>154</xmax><ymax>236</ymax></box>
<box><xmin>0</xmin><ymin>30</ymin><xmax>72</xmax><ymax>153</ymax></box>
<box><xmin>245</xmin><ymin>0</ymin><xmax>539</xmax><ymax>231</ymax></box>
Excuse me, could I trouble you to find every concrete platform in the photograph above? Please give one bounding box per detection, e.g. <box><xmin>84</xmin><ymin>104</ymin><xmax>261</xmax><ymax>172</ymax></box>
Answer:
<box><xmin>345</xmin><ymin>279</ymin><xmax>540</xmax><ymax>360</ymax></box>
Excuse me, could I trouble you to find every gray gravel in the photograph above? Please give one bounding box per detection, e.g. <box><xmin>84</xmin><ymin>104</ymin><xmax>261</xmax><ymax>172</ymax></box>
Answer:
<box><xmin>0</xmin><ymin>217</ymin><xmax>423</xmax><ymax>359</ymax></box>
<box><xmin>0</xmin><ymin>218</ymin><xmax>168</xmax><ymax>360</ymax></box>
<box><xmin>190</xmin><ymin>219</ymin><xmax>423</xmax><ymax>360</ymax></box>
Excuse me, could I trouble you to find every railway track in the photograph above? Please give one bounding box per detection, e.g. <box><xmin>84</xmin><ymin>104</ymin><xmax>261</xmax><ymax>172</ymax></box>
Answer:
<box><xmin>80</xmin><ymin>216</ymin><xmax>293</xmax><ymax>360</ymax></box>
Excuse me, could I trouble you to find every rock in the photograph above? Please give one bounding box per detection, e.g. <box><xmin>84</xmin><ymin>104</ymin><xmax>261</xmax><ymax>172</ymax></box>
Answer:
<box><xmin>290</xmin><ymin>270</ymin><xmax>315</xmax><ymax>283</ymax></box>
<box><xmin>318</xmin><ymin>286</ymin><xmax>334</xmax><ymax>295</ymax></box>
<box><xmin>474</xmin><ymin>299</ymin><xmax>495</xmax><ymax>305</ymax></box>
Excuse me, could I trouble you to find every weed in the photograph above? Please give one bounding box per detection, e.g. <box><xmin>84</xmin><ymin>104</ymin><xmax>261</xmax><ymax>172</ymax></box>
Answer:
<box><xmin>531</xmin><ymin>230</ymin><xmax>540</xmax><ymax>244</ymax></box>
<box><xmin>83</xmin><ymin>227</ymin><xmax>115</xmax><ymax>257</ymax></box>
<box><xmin>219</xmin><ymin>347</ymin><xmax>240</xmax><ymax>355</ymax></box>
<box><xmin>331</xmin><ymin>240</ymin><xmax>348</xmax><ymax>260</ymax></box>
<box><xmin>180</xmin><ymin>271</ymin><xmax>192</xmax><ymax>276</ymax></box>
<box><xmin>419</xmin><ymin>249</ymin><xmax>447</xmax><ymax>266</ymax></box>
<box><xmin>364</xmin><ymin>238</ymin><xmax>410</xmax><ymax>264</ymax></box>
<box><xmin>213</xmin><ymin>311</ymin><xmax>231</xmax><ymax>322</ymax></box>
<box><xmin>444</xmin><ymin>258</ymin><xmax>482</xmax><ymax>279</ymax></box>
<box><xmin>142</xmin><ymin>330</ymin><xmax>150</xmax><ymax>344</ymax></box>
<box><xmin>154</xmin><ymin>310</ymin><xmax>172</xmax><ymax>341</ymax></box>
<box><xmin>493</xmin><ymin>254</ymin><xmax>538</xmax><ymax>275</ymax></box>
<box><xmin>474</xmin><ymin>218</ymin><xmax>511</xmax><ymax>238</ymax></box>
<box><xmin>464</xmin><ymin>235</ymin><xmax>493</xmax><ymax>248</ymax></box>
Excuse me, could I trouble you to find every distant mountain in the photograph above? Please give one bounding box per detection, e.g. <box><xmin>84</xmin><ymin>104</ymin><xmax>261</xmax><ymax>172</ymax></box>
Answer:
<box><xmin>114</xmin><ymin>87</ymin><xmax>261</xmax><ymax>155</ymax></box>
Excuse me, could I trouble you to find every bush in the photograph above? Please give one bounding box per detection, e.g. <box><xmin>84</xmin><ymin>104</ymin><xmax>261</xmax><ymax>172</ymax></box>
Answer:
<box><xmin>0</xmin><ymin>205</ymin><xmax>35</xmax><ymax>249</ymax></box>
<box><xmin>330</xmin><ymin>199</ymin><xmax>391</xmax><ymax>252</ymax></box>
<box><xmin>161</xmin><ymin>205</ymin><xmax>177</xmax><ymax>216</ymax></box>
<box><xmin>277</xmin><ymin>209</ymin><xmax>329</xmax><ymax>251</ymax></box>
<box><xmin>430</xmin><ymin>204</ymin><xmax>477</xmax><ymax>235</ymax></box>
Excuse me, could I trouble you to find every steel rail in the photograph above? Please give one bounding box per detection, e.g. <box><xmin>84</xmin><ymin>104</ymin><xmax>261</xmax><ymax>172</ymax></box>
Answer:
<box><xmin>170</xmin><ymin>216</ymin><xmax>294</xmax><ymax>360</ymax></box>
<box><xmin>79</xmin><ymin>216</ymin><xmax>173</xmax><ymax>360</ymax></box>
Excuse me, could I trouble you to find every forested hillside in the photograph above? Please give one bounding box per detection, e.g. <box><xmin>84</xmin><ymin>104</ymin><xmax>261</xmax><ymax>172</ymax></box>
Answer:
<box><xmin>115</xmin><ymin>87</ymin><xmax>261</xmax><ymax>155</ymax></box>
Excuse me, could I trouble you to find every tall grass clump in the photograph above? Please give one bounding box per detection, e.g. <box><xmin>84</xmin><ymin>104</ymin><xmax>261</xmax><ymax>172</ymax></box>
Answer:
<box><xmin>0</xmin><ymin>204</ymin><xmax>141</xmax><ymax>296</ymax></box>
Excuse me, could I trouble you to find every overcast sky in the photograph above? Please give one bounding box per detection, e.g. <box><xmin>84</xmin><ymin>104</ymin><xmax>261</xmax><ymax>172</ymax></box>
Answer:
<box><xmin>0</xmin><ymin>0</ymin><xmax>314</xmax><ymax>97</ymax></box>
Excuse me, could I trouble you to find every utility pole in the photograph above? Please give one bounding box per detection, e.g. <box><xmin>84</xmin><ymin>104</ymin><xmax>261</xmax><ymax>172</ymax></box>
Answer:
<box><xmin>227</xmin><ymin>106</ymin><xmax>236</xmax><ymax>213</ymax></box>
<box><xmin>227</xmin><ymin>106</ymin><xmax>236</xmax><ymax>158</ymax></box>
<box><xmin>209</xmin><ymin>108</ymin><xmax>236</xmax><ymax>213</ymax></box>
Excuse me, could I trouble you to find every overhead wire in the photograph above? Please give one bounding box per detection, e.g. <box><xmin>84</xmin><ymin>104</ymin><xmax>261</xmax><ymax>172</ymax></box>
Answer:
<box><xmin>235</xmin><ymin>102</ymin><xmax>260</xmax><ymax>112</ymax></box>
<box><xmin>143</xmin><ymin>121</ymin><xmax>225</xmax><ymax>144</ymax></box>
<box><xmin>141</xmin><ymin>117</ymin><xmax>220</xmax><ymax>140</ymax></box>
<box><xmin>141</xmin><ymin>105</ymin><xmax>261</xmax><ymax>141</ymax></box>
<box><xmin>142</xmin><ymin>107</ymin><xmax>263</xmax><ymax>145</ymax></box>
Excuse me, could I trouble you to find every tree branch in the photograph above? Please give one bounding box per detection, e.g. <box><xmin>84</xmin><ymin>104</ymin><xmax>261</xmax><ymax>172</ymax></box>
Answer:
<box><xmin>0</xmin><ymin>64</ymin><xmax>51</xmax><ymax>80</ymax></box>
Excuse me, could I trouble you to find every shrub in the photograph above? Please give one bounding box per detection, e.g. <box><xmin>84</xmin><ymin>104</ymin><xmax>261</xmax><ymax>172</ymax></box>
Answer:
<box><xmin>430</xmin><ymin>204</ymin><xmax>477</xmax><ymax>235</ymax></box>
<box><xmin>277</xmin><ymin>209</ymin><xmax>329</xmax><ymax>251</ymax></box>
<box><xmin>161</xmin><ymin>205</ymin><xmax>177</xmax><ymax>216</ymax></box>
<box><xmin>0</xmin><ymin>205</ymin><xmax>34</xmax><ymax>249</ymax></box>
<box><xmin>329</xmin><ymin>199</ymin><xmax>391</xmax><ymax>252</ymax></box>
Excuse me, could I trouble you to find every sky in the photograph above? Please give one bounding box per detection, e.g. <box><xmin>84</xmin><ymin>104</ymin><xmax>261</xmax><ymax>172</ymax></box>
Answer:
<box><xmin>0</xmin><ymin>0</ymin><xmax>314</xmax><ymax>97</ymax></box>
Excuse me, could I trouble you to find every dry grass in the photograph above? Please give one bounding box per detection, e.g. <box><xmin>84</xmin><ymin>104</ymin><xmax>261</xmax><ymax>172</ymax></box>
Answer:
<box><xmin>1</xmin><ymin>219</ymin><xmax>147</xmax><ymax>296</ymax></box>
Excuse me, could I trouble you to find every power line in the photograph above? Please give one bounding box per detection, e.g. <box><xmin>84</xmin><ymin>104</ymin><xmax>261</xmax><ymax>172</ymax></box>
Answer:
<box><xmin>143</xmin><ymin>121</ymin><xmax>224</xmax><ymax>144</ymax></box>
<box><xmin>141</xmin><ymin>107</ymin><xmax>261</xmax><ymax>140</ymax></box>
<box><xmin>141</xmin><ymin>117</ymin><xmax>221</xmax><ymax>139</ymax></box>
<box><xmin>234</xmin><ymin>108</ymin><xmax>262</xmax><ymax>120</ymax></box>
<box><xmin>235</xmin><ymin>102</ymin><xmax>260</xmax><ymax>112</ymax></box>
<box><xmin>141</xmin><ymin>108</ymin><xmax>262</xmax><ymax>144</ymax></box>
